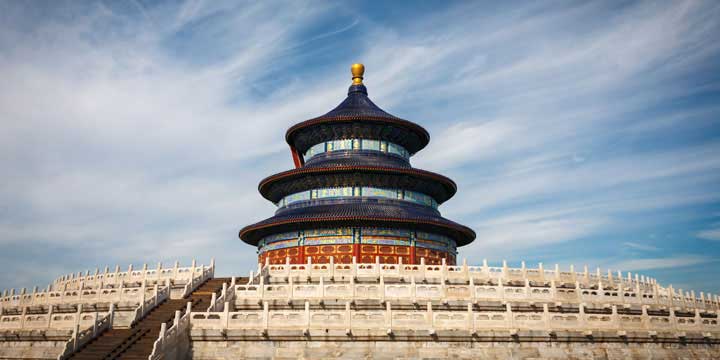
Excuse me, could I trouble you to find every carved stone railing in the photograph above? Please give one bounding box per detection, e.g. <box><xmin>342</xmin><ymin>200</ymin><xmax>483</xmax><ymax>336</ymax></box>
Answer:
<box><xmin>0</xmin><ymin>285</ymin><xmax>149</xmax><ymax>310</ymax></box>
<box><xmin>148</xmin><ymin>302</ymin><xmax>192</xmax><ymax>360</ymax></box>
<box><xmin>190</xmin><ymin>301</ymin><xmax>720</xmax><ymax>338</ymax></box>
<box><xmin>56</xmin><ymin>305</ymin><xmax>114</xmax><ymax>360</ymax></box>
<box><xmin>46</xmin><ymin>259</ymin><xmax>214</xmax><ymax>292</ymax></box>
<box><xmin>253</xmin><ymin>259</ymin><xmax>719</xmax><ymax>312</ymax></box>
<box><xmin>0</xmin><ymin>259</ymin><xmax>215</xmax><ymax>311</ymax></box>
<box><xmin>180</xmin><ymin>262</ymin><xmax>215</xmax><ymax>299</ymax></box>
<box><xmin>234</xmin><ymin>279</ymin><xmax>718</xmax><ymax>314</ymax></box>
<box><xmin>0</xmin><ymin>303</ymin><xmax>114</xmax><ymax>332</ymax></box>
<box><xmin>126</xmin><ymin>283</ymin><xmax>171</xmax><ymax>329</ymax></box>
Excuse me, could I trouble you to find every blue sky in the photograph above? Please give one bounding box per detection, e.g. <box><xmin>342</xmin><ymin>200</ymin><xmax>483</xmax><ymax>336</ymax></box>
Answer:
<box><xmin>1</xmin><ymin>0</ymin><xmax>719</xmax><ymax>294</ymax></box>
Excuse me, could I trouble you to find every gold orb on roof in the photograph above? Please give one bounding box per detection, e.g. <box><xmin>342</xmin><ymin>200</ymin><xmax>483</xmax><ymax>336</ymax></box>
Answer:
<box><xmin>351</xmin><ymin>63</ymin><xmax>365</xmax><ymax>85</ymax></box>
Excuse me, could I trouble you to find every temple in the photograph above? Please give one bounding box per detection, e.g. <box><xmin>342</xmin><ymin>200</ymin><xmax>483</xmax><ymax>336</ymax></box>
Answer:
<box><xmin>1</xmin><ymin>65</ymin><xmax>719</xmax><ymax>359</ymax></box>
<box><xmin>240</xmin><ymin>64</ymin><xmax>475</xmax><ymax>265</ymax></box>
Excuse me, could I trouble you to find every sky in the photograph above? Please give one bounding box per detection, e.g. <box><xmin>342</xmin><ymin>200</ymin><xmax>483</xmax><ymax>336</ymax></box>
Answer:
<box><xmin>0</xmin><ymin>0</ymin><xmax>719</xmax><ymax>294</ymax></box>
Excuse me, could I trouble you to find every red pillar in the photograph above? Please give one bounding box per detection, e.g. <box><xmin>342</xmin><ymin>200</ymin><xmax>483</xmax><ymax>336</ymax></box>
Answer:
<box><xmin>290</xmin><ymin>145</ymin><xmax>304</xmax><ymax>168</ymax></box>
<box><xmin>352</xmin><ymin>244</ymin><xmax>360</xmax><ymax>263</ymax></box>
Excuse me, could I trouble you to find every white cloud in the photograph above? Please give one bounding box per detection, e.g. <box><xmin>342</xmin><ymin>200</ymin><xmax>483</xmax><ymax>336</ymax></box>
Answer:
<box><xmin>607</xmin><ymin>256</ymin><xmax>713</xmax><ymax>272</ymax></box>
<box><xmin>622</xmin><ymin>242</ymin><xmax>660</xmax><ymax>252</ymax></box>
<box><xmin>697</xmin><ymin>229</ymin><xmax>720</xmax><ymax>241</ymax></box>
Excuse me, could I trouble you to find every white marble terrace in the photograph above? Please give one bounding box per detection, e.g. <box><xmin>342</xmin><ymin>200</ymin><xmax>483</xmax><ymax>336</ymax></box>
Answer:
<box><xmin>0</xmin><ymin>260</ymin><xmax>214</xmax><ymax>332</ymax></box>
<box><xmin>185</xmin><ymin>257</ymin><xmax>719</xmax><ymax>342</ymax></box>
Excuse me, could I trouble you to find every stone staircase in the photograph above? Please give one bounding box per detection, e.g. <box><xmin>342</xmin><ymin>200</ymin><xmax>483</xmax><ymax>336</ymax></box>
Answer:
<box><xmin>65</xmin><ymin>277</ymin><xmax>230</xmax><ymax>360</ymax></box>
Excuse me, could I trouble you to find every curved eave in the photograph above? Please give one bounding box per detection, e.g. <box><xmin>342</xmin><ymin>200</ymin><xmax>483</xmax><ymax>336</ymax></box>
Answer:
<box><xmin>285</xmin><ymin>116</ymin><xmax>430</xmax><ymax>155</ymax></box>
<box><xmin>258</xmin><ymin>165</ymin><xmax>457</xmax><ymax>204</ymax></box>
<box><xmin>239</xmin><ymin>215</ymin><xmax>476</xmax><ymax>247</ymax></box>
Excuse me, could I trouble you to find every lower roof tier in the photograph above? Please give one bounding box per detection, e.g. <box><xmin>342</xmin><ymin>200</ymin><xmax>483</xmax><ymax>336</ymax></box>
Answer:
<box><xmin>239</xmin><ymin>199</ymin><xmax>476</xmax><ymax>247</ymax></box>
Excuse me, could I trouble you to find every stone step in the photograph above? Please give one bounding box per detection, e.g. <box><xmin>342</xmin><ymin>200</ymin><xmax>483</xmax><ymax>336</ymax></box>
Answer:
<box><xmin>64</xmin><ymin>277</ymin><xmax>230</xmax><ymax>359</ymax></box>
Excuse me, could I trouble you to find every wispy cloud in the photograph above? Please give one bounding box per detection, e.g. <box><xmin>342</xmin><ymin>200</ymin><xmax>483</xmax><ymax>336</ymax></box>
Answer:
<box><xmin>622</xmin><ymin>242</ymin><xmax>660</xmax><ymax>252</ymax></box>
<box><xmin>607</xmin><ymin>256</ymin><xmax>714</xmax><ymax>272</ymax></box>
<box><xmin>697</xmin><ymin>228</ymin><xmax>720</xmax><ymax>241</ymax></box>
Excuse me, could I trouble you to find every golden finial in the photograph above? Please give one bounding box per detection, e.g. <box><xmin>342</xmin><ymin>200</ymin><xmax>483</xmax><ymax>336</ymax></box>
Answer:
<box><xmin>351</xmin><ymin>63</ymin><xmax>365</xmax><ymax>85</ymax></box>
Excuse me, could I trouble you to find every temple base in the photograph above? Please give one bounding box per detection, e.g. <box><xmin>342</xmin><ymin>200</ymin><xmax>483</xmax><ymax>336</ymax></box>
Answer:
<box><xmin>259</xmin><ymin>244</ymin><xmax>455</xmax><ymax>265</ymax></box>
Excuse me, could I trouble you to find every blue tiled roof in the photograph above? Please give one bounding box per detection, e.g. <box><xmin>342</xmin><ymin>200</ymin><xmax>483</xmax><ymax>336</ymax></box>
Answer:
<box><xmin>320</xmin><ymin>85</ymin><xmax>400</xmax><ymax>118</ymax></box>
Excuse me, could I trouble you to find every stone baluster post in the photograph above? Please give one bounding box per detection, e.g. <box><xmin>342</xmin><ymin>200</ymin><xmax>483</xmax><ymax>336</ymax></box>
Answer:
<box><xmin>142</xmin><ymin>263</ymin><xmax>148</xmax><ymax>283</ymax></box>
<box><xmin>668</xmin><ymin>285</ymin><xmax>675</xmax><ymax>307</ymax></box>
<box><xmin>75</xmin><ymin>303</ymin><xmax>83</xmax><ymax>329</ymax></box>
<box><xmin>113</xmin><ymin>265</ymin><xmax>120</xmax><ymax>288</ymax></box>
<box><xmin>158</xmin><ymin>322</ymin><xmax>167</xmax><ymax>351</ymax></box>
<box><xmin>223</xmin><ymin>303</ymin><xmax>230</xmax><ymax>329</ymax></box>
<box><xmin>345</xmin><ymin>301</ymin><xmax>351</xmax><ymax>332</ymax></box>
<box><xmin>441</xmin><ymin>258</ymin><xmax>447</xmax><ymax>284</ymax></box>
<box><xmin>319</xmin><ymin>277</ymin><xmax>325</xmax><ymax>301</ymax></box>
<box><xmin>467</xmin><ymin>302</ymin><xmax>474</xmax><ymax>333</ymax></box>
<box><xmin>92</xmin><ymin>310</ymin><xmax>99</xmax><ymax>335</ymax></box>
<box><xmin>575</xmin><ymin>281</ymin><xmax>581</xmax><ymax>301</ymax></box>
<box><xmin>156</xmin><ymin>262</ymin><xmax>162</xmax><ymax>281</ymax></box>
<box><xmin>678</xmin><ymin>289</ymin><xmax>685</xmax><ymax>308</ymax></box>
<box><xmin>427</xmin><ymin>302</ymin><xmax>434</xmax><ymax>332</ymax></box>
<box><xmin>20</xmin><ymin>304</ymin><xmax>27</xmax><ymax>328</ymax></box>
<box><xmin>469</xmin><ymin>277</ymin><xmax>476</xmax><ymax>304</ymax></box>
<box><xmin>47</xmin><ymin>304</ymin><xmax>53</xmax><ymax>328</ymax></box>
<box><xmin>669</xmin><ymin>307</ymin><xmax>678</xmax><ymax>331</ymax></box>
<box><xmin>385</xmin><ymin>301</ymin><xmax>392</xmax><ymax>334</ymax></box>
<box><xmin>330</xmin><ymin>256</ymin><xmax>335</xmax><ymax>278</ymax></box>
<box><xmin>379</xmin><ymin>275</ymin><xmax>385</xmax><ymax>304</ymax></box>
<box><xmin>140</xmin><ymin>280</ymin><xmax>146</xmax><ymax>313</ymax></box>
<box><xmin>352</xmin><ymin>256</ymin><xmax>357</xmax><ymax>278</ymax></box>
<box><xmin>640</xmin><ymin>305</ymin><xmax>648</xmax><ymax>329</ymax></box>
<box><xmin>611</xmin><ymin>305</ymin><xmax>619</xmax><ymax>328</ymax></box>
<box><xmin>524</xmin><ymin>278</ymin><xmax>530</xmax><ymax>299</ymax></box>
<box><xmin>109</xmin><ymin>303</ymin><xmax>115</xmax><ymax>328</ymax></box>
<box><xmin>350</xmin><ymin>275</ymin><xmax>355</xmax><ymax>300</ymax></box>
<box><xmin>498</xmin><ymin>278</ymin><xmax>505</xmax><ymax>302</ymax></box>
<box><xmin>538</xmin><ymin>262</ymin><xmax>544</xmax><ymax>281</ymax></box>
<box><xmin>506</xmin><ymin>303</ymin><xmax>513</xmax><ymax>330</ymax></box>
<box><xmin>304</xmin><ymin>301</ymin><xmax>310</xmax><ymax>333</ymax></box>
<box><xmin>209</xmin><ymin>293</ymin><xmax>217</xmax><ymax>312</ymax></box>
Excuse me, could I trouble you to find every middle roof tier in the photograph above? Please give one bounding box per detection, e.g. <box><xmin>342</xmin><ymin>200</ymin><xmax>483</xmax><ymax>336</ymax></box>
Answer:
<box><xmin>258</xmin><ymin>165</ymin><xmax>457</xmax><ymax>205</ymax></box>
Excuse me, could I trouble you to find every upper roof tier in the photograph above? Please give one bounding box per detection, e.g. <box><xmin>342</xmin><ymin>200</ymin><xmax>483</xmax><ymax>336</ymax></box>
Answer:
<box><xmin>285</xmin><ymin>67</ymin><xmax>430</xmax><ymax>156</ymax></box>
